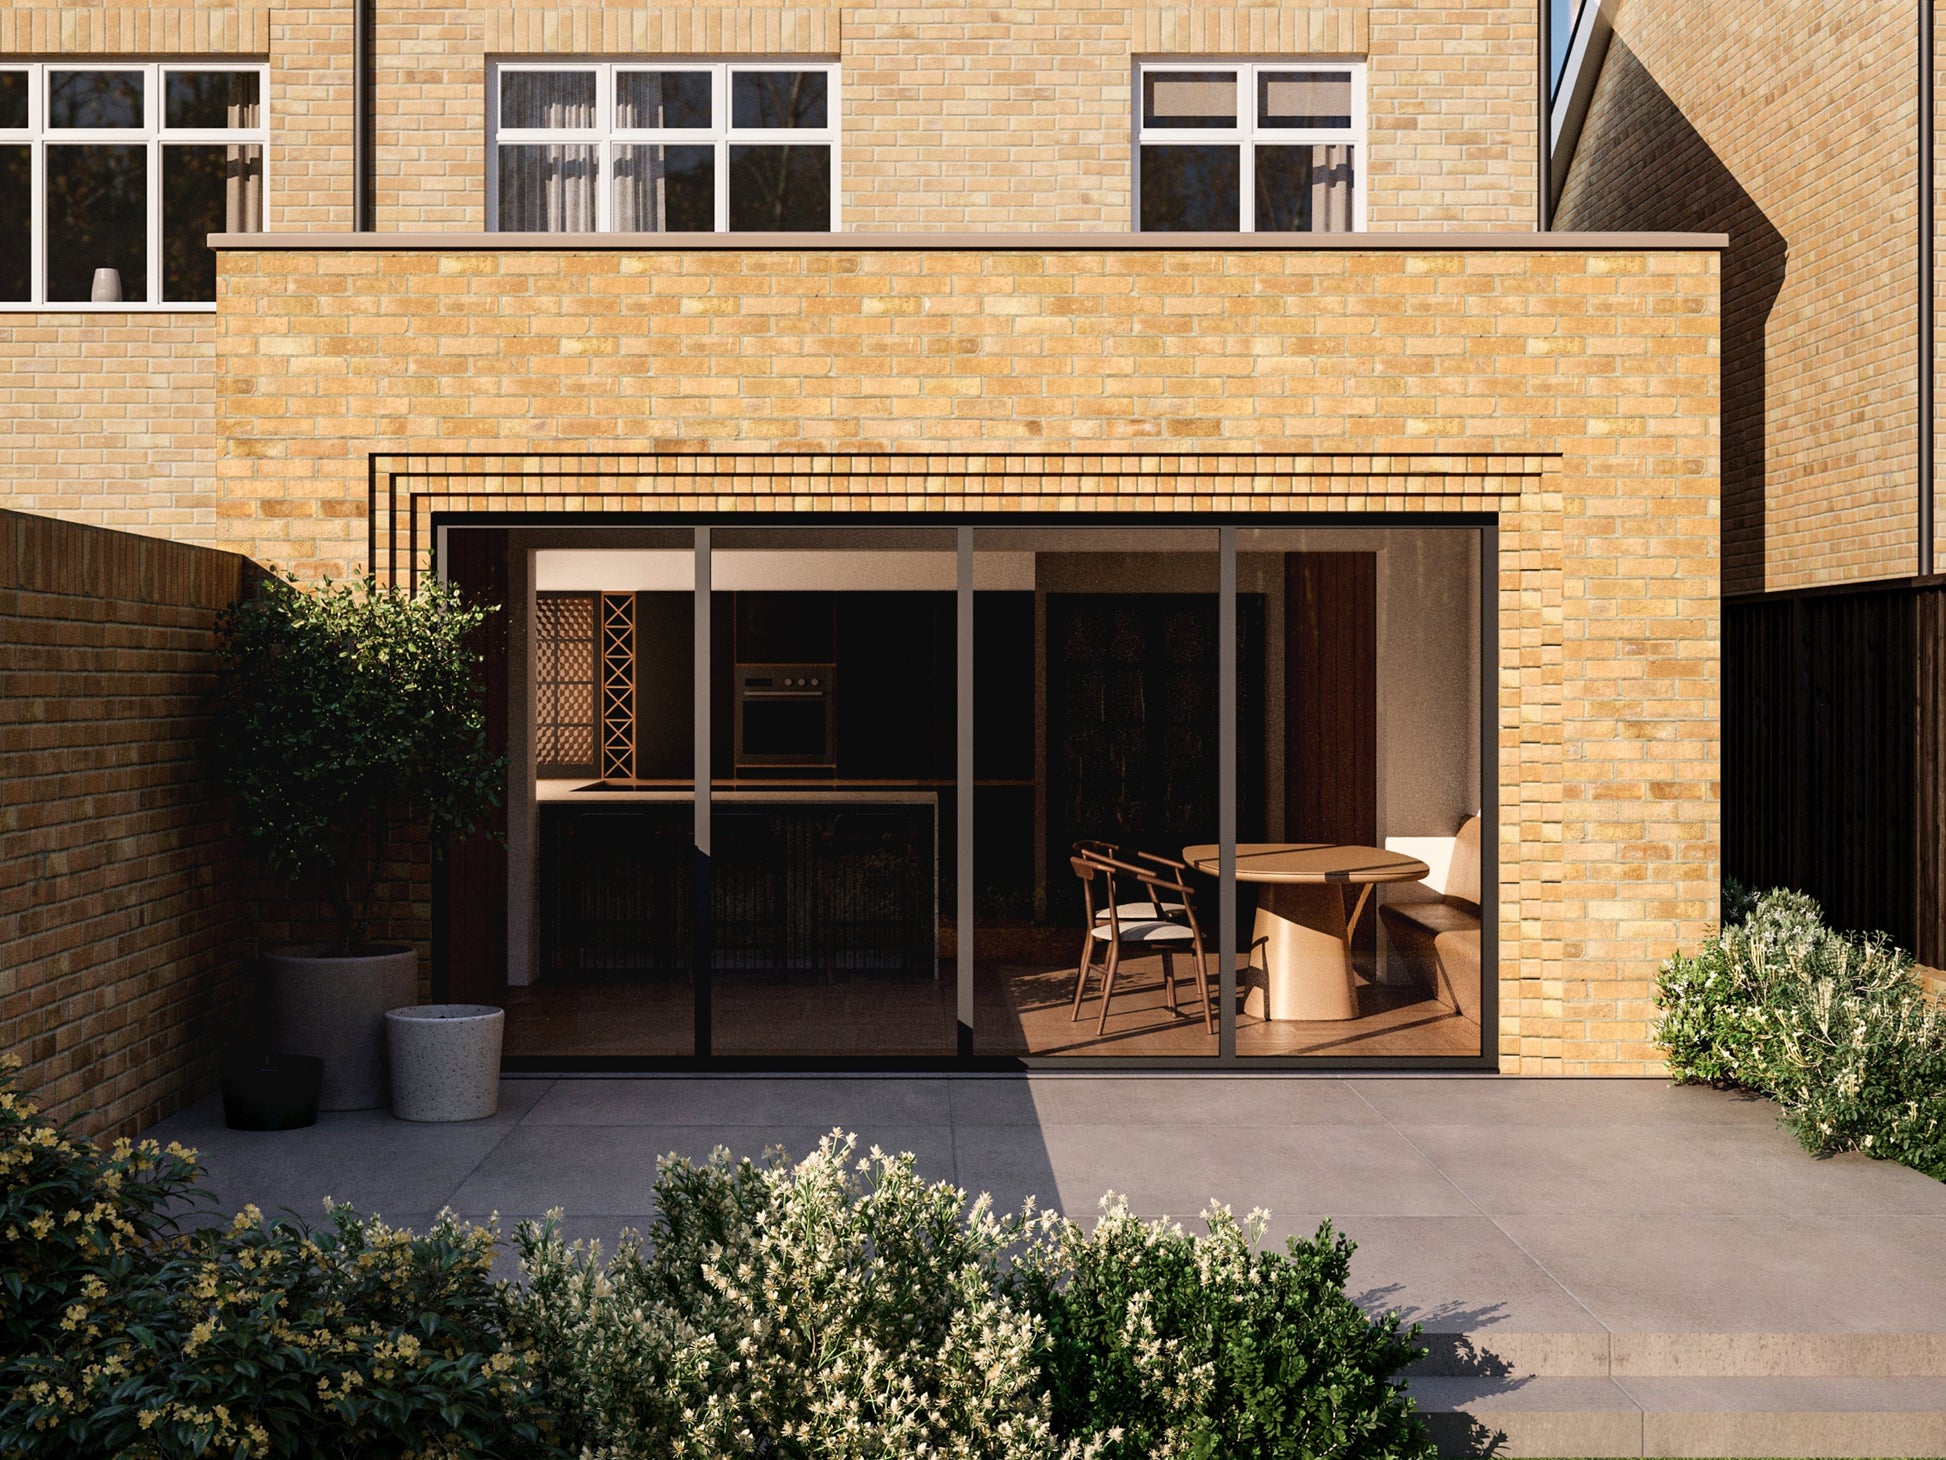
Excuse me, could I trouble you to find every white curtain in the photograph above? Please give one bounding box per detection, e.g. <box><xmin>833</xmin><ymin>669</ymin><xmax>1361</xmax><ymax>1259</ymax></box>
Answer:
<box><xmin>1310</xmin><ymin>144</ymin><xmax>1354</xmax><ymax>232</ymax></box>
<box><xmin>498</xmin><ymin>72</ymin><xmax>597</xmax><ymax>231</ymax></box>
<box><xmin>613</xmin><ymin>145</ymin><xmax>667</xmax><ymax>232</ymax></box>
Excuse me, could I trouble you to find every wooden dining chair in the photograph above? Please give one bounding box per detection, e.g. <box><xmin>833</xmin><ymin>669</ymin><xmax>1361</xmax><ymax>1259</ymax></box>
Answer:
<box><xmin>1072</xmin><ymin>840</ymin><xmax>1186</xmax><ymax>922</ymax></box>
<box><xmin>1069</xmin><ymin>854</ymin><xmax>1214</xmax><ymax>1037</ymax></box>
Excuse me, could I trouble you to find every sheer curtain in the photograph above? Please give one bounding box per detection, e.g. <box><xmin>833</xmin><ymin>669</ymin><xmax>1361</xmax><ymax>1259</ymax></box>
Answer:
<box><xmin>498</xmin><ymin>72</ymin><xmax>596</xmax><ymax>231</ymax></box>
<box><xmin>1310</xmin><ymin>144</ymin><xmax>1353</xmax><ymax>232</ymax></box>
<box><xmin>613</xmin><ymin>73</ymin><xmax>666</xmax><ymax>231</ymax></box>
<box><xmin>225</xmin><ymin>79</ymin><xmax>262</xmax><ymax>230</ymax></box>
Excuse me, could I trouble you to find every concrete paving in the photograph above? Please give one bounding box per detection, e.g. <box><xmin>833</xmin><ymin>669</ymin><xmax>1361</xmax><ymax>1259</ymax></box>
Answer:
<box><xmin>143</xmin><ymin>1075</ymin><xmax>1946</xmax><ymax>1457</ymax></box>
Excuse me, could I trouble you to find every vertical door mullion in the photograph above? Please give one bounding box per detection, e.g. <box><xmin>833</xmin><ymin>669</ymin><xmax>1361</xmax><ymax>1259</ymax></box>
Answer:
<box><xmin>956</xmin><ymin>527</ymin><xmax>974</xmax><ymax>1057</ymax></box>
<box><xmin>694</xmin><ymin>526</ymin><xmax>713</xmax><ymax>1057</ymax></box>
<box><xmin>1218</xmin><ymin>527</ymin><xmax>1238</xmax><ymax>1060</ymax></box>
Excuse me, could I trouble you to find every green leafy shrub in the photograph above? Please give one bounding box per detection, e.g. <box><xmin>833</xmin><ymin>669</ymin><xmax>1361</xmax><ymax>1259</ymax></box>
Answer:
<box><xmin>512</xmin><ymin>1132</ymin><xmax>1434</xmax><ymax>1460</ymax></box>
<box><xmin>1010</xmin><ymin>1199</ymin><xmax>1435</xmax><ymax>1460</ymax></box>
<box><xmin>1656</xmin><ymin>886</ymin><xmax>1946</xmax><ymax>1179</ymax></box>
<box><xmin>0</xmin><ymin>1058</ymin><xmax>562</xmax><ymax>1459</ymax></box>
<box><xmin>211</xmin><ymin>573</ymin><xmax>504</xmax><ymax>953</ymax></box>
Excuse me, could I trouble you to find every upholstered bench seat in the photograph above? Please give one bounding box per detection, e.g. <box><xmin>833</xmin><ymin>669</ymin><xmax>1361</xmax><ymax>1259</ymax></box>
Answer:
<box><xmin>1377</xmin><ymin>814</ymin><xmax>1483</xmax><ymax>1023</ymax></box>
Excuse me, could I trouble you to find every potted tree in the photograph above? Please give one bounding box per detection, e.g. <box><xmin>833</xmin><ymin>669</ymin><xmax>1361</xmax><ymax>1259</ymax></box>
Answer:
<box><xmin>213</xmin><ymin>573</ymin><xmax>504</xmax><ymax>1111</ymax></box>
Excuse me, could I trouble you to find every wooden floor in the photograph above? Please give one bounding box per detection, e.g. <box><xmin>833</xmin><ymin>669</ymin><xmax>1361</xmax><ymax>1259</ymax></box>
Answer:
<box><xmin>503</xmin><ymin>945</ymin><xmax>1480</xmax><ymax>1060</ymax></box>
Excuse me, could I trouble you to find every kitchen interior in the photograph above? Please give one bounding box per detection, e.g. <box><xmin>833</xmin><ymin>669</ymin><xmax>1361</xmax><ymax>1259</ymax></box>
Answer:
<box><xmin>489</xmin><ymin>525</ymin><xmax>1485</xmax><ymax>1062</ymax></box>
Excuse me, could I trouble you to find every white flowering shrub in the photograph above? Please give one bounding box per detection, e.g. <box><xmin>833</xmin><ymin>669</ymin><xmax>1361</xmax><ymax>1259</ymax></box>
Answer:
<box><xmin>1656</xmin><ymin>885</ymin><xmax>1946</xmax><ymax>1179</ymax></box>
<box><xmin>512</xmin><ymin>1134</ymin><xmax>1435</xmax><ymax>1460</ymax></box>
<box><xmin>512</xmin><ymin>1133</ymin><xmax>1084</xmax><ymax>1460</ymax></box>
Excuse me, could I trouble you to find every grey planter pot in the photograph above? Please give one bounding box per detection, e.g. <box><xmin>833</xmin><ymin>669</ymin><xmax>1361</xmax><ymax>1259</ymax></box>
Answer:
<box><xmin>262</xmin><ymin>945</ymin><xmax>418</xmax><ymax>1111</ymax></box>
<box><xmin>385</xmin><ymin>1005</ymin><xmax>504</xmax><ymax>1122</ymax></box>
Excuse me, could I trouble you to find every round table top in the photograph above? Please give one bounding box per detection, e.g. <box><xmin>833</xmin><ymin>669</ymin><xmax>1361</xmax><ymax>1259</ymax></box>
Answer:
<box><xmin>1181</xmin><ymin>843</ymin><xmax>1431</xmax><ymax>885</ymax></box>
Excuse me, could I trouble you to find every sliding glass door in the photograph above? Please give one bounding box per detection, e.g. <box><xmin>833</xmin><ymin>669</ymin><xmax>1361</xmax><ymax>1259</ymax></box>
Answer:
<box><xmin>491</xmin><ymin>519</ymin><xmax>1491</xmax><ymax>1067</ymax></box>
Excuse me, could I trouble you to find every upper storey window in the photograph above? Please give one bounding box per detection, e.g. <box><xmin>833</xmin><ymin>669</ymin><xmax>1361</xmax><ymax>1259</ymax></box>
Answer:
<box><xmin>490</xmin><ymin>61</ymin><xmax>840</xmax><ymax>233</ymax></box>
<box><xmin>1135</xmin><ymin>61</ymin><xmax>1364</xmax><ymax>232</ymax></box>
<box><xmin>0</xmin><ymin>62</ymin><xmax>266</xmax><ymax>308</ymax></box>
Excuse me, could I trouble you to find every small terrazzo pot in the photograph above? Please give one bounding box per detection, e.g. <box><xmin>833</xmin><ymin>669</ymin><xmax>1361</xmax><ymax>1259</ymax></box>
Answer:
<box><xmin>384</xmin><ymin>1004</ymin><xmax>504</xmax><ymax>1122</ymax></box>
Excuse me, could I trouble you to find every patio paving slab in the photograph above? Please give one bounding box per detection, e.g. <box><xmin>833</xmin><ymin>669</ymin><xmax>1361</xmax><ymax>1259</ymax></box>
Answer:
<box><xmin>139</xmin><ymin>1073</ymin><xmax>1946</xmax><ymax>1456</ymax></box>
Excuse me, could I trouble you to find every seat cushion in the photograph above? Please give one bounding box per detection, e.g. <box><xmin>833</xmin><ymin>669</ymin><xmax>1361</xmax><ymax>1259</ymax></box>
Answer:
<box><xmin>1447</xmin><ymin>815</ymin><xmax>1482</xmax><ymax>912</ymax></box>
<box><xmin>1382</xmin><ymin>899</ymin><xmax>1479</xmax><ymax>940</ymax></box>
<box><xmin>1087</xmin><ymin>919</ymin><xmax>1195</xmax><ymax>945</ymax></box>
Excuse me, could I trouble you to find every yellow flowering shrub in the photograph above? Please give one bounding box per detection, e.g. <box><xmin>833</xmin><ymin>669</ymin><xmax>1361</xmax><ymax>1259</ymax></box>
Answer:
<box><xmin>0</xmin><ymin>1059</ymin><xmax>564</xmax><ymax>1459</ymax></box>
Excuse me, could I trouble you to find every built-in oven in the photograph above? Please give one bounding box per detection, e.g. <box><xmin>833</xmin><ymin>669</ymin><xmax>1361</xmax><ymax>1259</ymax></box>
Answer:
<box><xmin>734</xmin><ymin>664</ymin><xmax>837</xmax><ymax>770</ymax></box>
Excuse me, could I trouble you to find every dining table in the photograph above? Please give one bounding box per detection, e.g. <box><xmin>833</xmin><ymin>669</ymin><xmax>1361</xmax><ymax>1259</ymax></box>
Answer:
<box><xmin>1180</xmin><ymin>843</ymin><xmax>1431</xmax><ymax>1021</ymax></box>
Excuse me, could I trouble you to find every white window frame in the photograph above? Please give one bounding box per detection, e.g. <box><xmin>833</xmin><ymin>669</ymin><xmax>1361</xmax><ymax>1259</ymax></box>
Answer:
<box><xmin>1132</xmin><ymin>59</ymin><xmax>1367</xmax><ymax>233</ymax></box>
<box><xmin>0</xmin><ymin>60</ymin><xmax>269</xmax><ymax>312</ymax></box>
<box><xmin>487</xmin><ymin>59</ymin><xmax>842</xmax><ymax>233</ymax></box>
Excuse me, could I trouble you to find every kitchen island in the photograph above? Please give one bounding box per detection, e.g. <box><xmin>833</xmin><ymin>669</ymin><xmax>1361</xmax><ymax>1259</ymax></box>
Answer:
<box><xmin>536</xmin><ymin>781</ymin><xmax>940</xmax><ymax>981</ymax></box>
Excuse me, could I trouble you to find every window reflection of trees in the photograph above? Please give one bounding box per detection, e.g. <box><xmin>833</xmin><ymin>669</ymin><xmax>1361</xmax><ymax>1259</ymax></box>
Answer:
<box><xmin>46</xmin><ymin>145</ymin><xmax>147</xmax><ymax>301</ymax></box>
<box><xmin>1139</xmin><ymin>145</ymin><xmax>1240</xmax><ymax>232</ymax></box>
<box><xmin>729</xmin><ymin>145</ymin><xmax>831</xmax><ymax>231</ymax></box>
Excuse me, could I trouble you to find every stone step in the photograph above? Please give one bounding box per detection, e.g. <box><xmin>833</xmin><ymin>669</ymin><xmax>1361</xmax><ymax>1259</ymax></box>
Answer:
<box><xmin>1409</xmin><ymin>1375</ymin><xmax>1946</xmax><ymax>1458</ymax></box>
<box><xmin>1409</xmin><ymin>1330</ymin><xmax>1946</xmax><ymax>1379</ymax></box>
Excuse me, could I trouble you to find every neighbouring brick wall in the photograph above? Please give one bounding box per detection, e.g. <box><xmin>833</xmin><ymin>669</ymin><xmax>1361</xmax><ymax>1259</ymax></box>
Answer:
<box><xmin>0</xmin><ymin>318</ymin><xmax>220</xmax><ymax>544</ymax></box>
<box><xmin>211</xmin><ymin>240</ymin><xmax>1722</xmax><ymax>1074</ymax></box>
<box><xmin>1557</xmin><ymin>3</ymin><xmax>1917</xmax><ymax>594</ymax></box>
<box><xmin>0</xmin><ymin>510</ymin><xmax>253</xmax><ymax>1140</ymax></box>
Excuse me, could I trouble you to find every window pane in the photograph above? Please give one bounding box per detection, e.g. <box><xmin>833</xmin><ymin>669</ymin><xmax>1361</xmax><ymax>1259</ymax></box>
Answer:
<box><xmin>1141</xmin><ymin>70</ymin><xmax>1237</xmax><ymax>129</ymax></box>
<box><xmin>164</xmin><ymin>144</ymin><xmax>263</xmax><ymax>301</ymax></box>
<box><xmin>0</xmin><ymin>72</ymin><xmax>26</xmax><ymax>130</ymax></box>
<box><xmin>728</xmin><ymin>144</ymin><xmax>830</xmax><ymax>230</ymax></box>
<box><xmin>498</xmin><ymin>143</ymin><xmax>597</xmax><ymax>230</ymax></box>
<box><xmin>0</xmin><ymin>145</ymin><xmax>27</xmax><ymax>300</ymax></box>
<box><xmin>1255</xmin><ymin>144</ymin><xmax>1355</xmax><ymax>232</ymax></box>
<box><xmin>166</xmin><ymin>71</ymin><xmax>262</xmax><ymax>129</ymax></box>
<box><xmin>616</xmin><ymin>71</ymin><xmax>712</xmax><ymax>129</ymax></box>
<box><xmin>49</xmin><ymin>71</ymin><xmax>145</xmax><ymax>129</ymax></box>
<box><xmin>1138</xmin><ymin>144</ymin><xmax>1239</xmax><ymax>231</ymax></box>
<box><xmin>1258</xmin><ymin>71</ymin><xmax>1353</xmax><ymax>129</ymax></box>
<box><xmin>500</xmin><ymin>71</ymin><xmax>595</xmax><ymax>130</ymax></box>
<box><xmin>47</xmin><ymin>145</ymin><xmax>148</xmax><ymax>301</ymax></box>
<box><xmin>614</xmin><ymin>144</ymin><xmax>714</xmax><ymax>231</ymax></box>
<box><xmin>730</xmin><ymin>71</ymin><xmax>828</xmax><ymax>129</ymax></box>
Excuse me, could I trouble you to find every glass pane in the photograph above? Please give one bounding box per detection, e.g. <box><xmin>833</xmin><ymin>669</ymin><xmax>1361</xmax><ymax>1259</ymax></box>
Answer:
<box><xmin>728</xmin><ymin>144</ymin><xmax>830</xmax><ymax>231</ymax></box>
<box><xmin>730</xmin><ymin>71</ymin><xmax>828</xmax><ymax>129</ymax></box>
<box><xmin>164</xmin><ymin>144</ymin><xmax>263</xmax><ymax>301</ymax></box>
<box><xmin>49</xmin><ymin>71</ymin><xmax>144</xmax><ymax>129</ymax></box>
<box><xmin>499</xmin><ymin>70</ymin><xmax>595</xmax><ymax>130</ymax></box>
<box><xmin>1255</xmin><ymin>144</ymin><xmax>1356</xmax><ymax>232</ymax></box>
<box><xmin>497</xmin><ymin>143</ymin><xmax>597</xmax><ymax>231</ymax></box>
<box><xmin>1258</xmin><ymin>70</ymin><xmax>1353</xmax><ymax>129</ymax></box>
<box><xmin>1141</xmin><ymin>69</ymin><xmax>1237</xmax><ymax>129</ymax></box>
<box><xmin>0</xmin><ymin>72</ymin><xmax>27</xmax><ymax>130</ymax></box>
<box><xmin>0</xmin><ymin>146</ymin><xmax>27</xmax><ymax>300</ymax></box>
<box><xmin>520</xmin><ymin>534</ymin><xmax>698</xmax><ymax>1060</ymax></box>
<box><xmin>709</xmin><ymin>528</ymin><xmax>959</xmax><ymax>1057</ymax></box>
<box><xmin>1234</xmin><ymin>528</ymin><xmax>1487</xmax><ymax>1060</ymax></box>
<box><xmin>614</xmin><ymin>144</ymin><xmax>714</xmax><ymax>231</ymax></box>
<box><xmin>46</xmin><ymin>145</ymin><xmax>147</xmax><ymax>302</ymax></box>
<box><xmin>616</xmin><ymin>71</ymin><xmax>712</xmax><ymax>129</ymax></box>
<box><xmin>1138</xmin><ymin>144</ymin><xmax>1239</xmax><ymax>231</ymax></box>
<box><xmin>973</xmin><ymin>528</ymin><xmax>1222</xmax><ymax>1058</ymax></box>
<box><xmin>165</xmin><ymin>71</ymin><xmax>262</xmax><ymax>129</ymax></box>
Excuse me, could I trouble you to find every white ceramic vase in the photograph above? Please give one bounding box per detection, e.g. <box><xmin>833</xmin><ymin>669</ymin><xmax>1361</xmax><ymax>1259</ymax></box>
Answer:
<box><xmin>262</xmin><ymin>944</ymin><xmax>419</xmax><ymax>1111</ymax></box>
<box><xmin>385</xmin><ymin>1005</ymin><xmax>504</xmax><ymax>1122</ymax></box>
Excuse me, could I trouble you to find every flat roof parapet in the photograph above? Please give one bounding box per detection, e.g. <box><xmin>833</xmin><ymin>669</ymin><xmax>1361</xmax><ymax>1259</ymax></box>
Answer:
<box><xmin>207</xmin><ymin>230</ymin><xmax>1727</xmax><ymax>252</ymax></box>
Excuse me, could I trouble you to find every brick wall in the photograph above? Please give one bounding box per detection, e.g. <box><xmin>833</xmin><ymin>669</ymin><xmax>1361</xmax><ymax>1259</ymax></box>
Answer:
<box><xmin>0</xmin><ymin>318</ymin><xmax>221</xmax><ymax>545</ymax></box>
<box><xmin>1557</xmin><ymin>3</ymin><xmax>1917</xmax><ymax>593</ymax></box>
<box><xmin>0</xmin><ymin>510</ymin><xmax>253</xmax><ymax>1140</ymax></box>
<box><xmin>211</xmin><ymin>239</ymin><xmax>1722</xmax><ymax>1074</ymax></box>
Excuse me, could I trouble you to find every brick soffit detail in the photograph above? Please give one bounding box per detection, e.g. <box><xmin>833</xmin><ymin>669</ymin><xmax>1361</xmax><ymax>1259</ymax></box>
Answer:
<box><xmin>365</xmin><ymin>450</ymin><xmax>1550</xmax><ymax>586</ymax></box>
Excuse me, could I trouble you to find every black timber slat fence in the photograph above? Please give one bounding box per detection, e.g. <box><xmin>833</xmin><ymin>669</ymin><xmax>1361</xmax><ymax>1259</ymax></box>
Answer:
<box><xmin>1723</xmin><ymin>577</ymin><xmax>1946</xmax><ymax>964</ymax></box>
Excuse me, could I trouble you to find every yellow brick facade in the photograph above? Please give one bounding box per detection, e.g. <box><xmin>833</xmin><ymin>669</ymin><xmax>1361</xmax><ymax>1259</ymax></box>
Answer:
<box><xmin>1557</xmin><ymin>0</ymin><xmax>1918</xmax><ymax>594</ymax></box>
<box><xmin>0</xmin><ymin>1</ymin><xmax>1726</xmax><ymax>1081</ymax></box>
<box><xmin>211</xmin><ymin>240</ymin><xmax>1721</xmax><ymax>1076</ymax></box>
